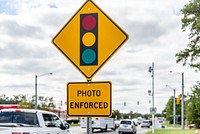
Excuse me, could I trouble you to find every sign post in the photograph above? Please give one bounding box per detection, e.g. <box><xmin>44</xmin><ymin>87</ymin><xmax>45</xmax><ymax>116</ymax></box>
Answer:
<box><xmin>87</xmin><ymin>117</ymin><xmax>92</xmax><ymax>134</ymax></box>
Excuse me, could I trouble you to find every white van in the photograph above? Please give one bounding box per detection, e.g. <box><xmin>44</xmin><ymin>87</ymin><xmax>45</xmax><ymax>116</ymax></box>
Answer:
<box><xmin>80</xmin><ymin>117</ymin><xmax>116</xmax><ymax>132</ymax></box>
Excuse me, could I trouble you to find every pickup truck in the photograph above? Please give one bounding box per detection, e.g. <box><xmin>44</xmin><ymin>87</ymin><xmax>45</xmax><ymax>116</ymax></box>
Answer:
<box><xmin>0</xmin><ymin>109</ymin><xmax>72</xmax><ymax>134</ymax></box>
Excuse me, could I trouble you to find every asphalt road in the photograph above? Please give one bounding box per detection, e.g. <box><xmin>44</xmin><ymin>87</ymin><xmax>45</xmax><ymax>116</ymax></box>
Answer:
<box><xmin>70</xmin><ymin>125</ymin><xmax>151</xmax><ymax>134</ymax></box>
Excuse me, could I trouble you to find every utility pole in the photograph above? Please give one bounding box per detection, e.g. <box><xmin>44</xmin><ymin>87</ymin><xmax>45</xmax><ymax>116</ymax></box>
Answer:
<box><xmin>149</xmin><ymin>62</ymin><xmax>155</xmax><ymax>134</ymax></box>
<box><xmin>170</xmin><ymin>71</ymin><xmax>185</xmax><ymax>129</ymax></box>
<box><xmin>173</xmin><ymin>89</ymin><xmax>176</xmax><ymax>127</ymax></box>
<box><xmin>181</xmin><ymin>72</ymin><xmax>184</xmax><ymax>129</ymax></box>
<box><xmin>166</xmin><ymin>85</ymin><xmax>176</xmax><ymax>127</ymax></box>
<box><xmin>35</xmin><ymin>73</ymin><xmax>52</xmax><ymax>109</ymax></box>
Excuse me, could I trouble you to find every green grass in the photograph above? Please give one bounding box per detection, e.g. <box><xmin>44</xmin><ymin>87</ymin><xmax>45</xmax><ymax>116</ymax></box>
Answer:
<box><xmin>69</xmin><ymin>123</ymin><xmax>80</xmax><ymax>126</ymax></box>
<box><xmin>163</xmin><ymin>121</ymin><xmax>181</xmax><ymax>128</ymax></box>
<box><xmin>146</xmin><ymin>129</ymin><xmax>196</xmax><ymax>134</ymax></box>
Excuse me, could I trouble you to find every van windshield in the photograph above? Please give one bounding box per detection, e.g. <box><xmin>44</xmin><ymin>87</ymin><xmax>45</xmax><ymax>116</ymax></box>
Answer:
<box><xmin>0</xmin><ymin>111</ymin><xmax>39</xmax><ymax>126</ymax></box>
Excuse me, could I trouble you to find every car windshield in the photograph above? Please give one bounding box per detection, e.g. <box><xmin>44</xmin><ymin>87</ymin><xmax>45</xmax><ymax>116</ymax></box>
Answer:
<box><xmin>0</xmin><ymin>111</ymin><xmax>39</xmax><ymax>126</ymax></box>
<box><xmin>121</xmin><ymin>121</ymin><xmax>131</xmax><ymax>125</ymax></box>
<box><xmin>143</xmin><ymin>121</ymin><xmax>149</xmax><ymax>123</ymax></box>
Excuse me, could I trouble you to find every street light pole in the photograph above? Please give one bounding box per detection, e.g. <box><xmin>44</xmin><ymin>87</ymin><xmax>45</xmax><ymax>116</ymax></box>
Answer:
<box><xmin>173</xmin><ymin>89</ymin><xmax>176</xmax><ymax>127</ymax></box>
<box><xmin>170</xmin><ymin>71</ymin><xmax>185</xmax><ymax>129</ymax></box>
<box><xmin>149</xmin><ymin>62</ymin><xmax>155</xmax><ymax>134</ymax></box>
<box><xmin>166</xmin><ymin>85</ymin><xmax>176</xmax><ymax>127</ymax></box>
<box><xmin>35</xmin><ymin>75</ymin><xmax>38</xmax><ymax>110</ymax></box>
<box><xmin>35</xmin><ymin>73</ymin><xmax>52</xmax><ymax>109</ymax></box>
<box><xmin>181</xmin><ymin>72</ymin><xmax>185</xmax><ymax>129</ymax></box>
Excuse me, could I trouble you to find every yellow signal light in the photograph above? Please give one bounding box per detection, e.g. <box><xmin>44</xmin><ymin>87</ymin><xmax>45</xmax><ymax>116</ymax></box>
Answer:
<box><xmin>176</xmin><ymin>95</ymin><xmax>181</xmax><ymax>104</ymax></box>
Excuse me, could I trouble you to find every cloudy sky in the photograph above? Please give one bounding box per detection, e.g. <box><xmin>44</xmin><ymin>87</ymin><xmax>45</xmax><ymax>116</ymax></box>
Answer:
<box><xmin>0</xmin><ymin>0</ymin><xmax>200</xmax><ymax>114</ymax></box>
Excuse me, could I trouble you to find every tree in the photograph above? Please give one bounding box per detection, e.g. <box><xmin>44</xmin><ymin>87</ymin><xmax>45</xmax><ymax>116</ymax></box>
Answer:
<box><xmin>142</xmin><ymin>114</ymin><xmax>151</xmax><ymax>120</ymax></box>
<box><xmin>186</xmin><ymin>82</ymin><xmax>200</xmax><ymax>128</ymax></box>
<box><xmin>18</xmin><ymin>96</ymin><xmax>34</xmax><ymax>109</ymax></box>
<box><xmin>176</xmin><ymin>0</ymin><xmax>200</xmax><ymax>71</ymax></box>
<box><xmin>13</xmin><ymin>94</ymin><xmax>26</xmax><ymax>104</ymax></box>
<box><xmin>0</xmin><ymin>94</ymin><xmax>56</xmax><ymax>111</ymax></box>
<box><xmin>0</xmin><ymin>94</ymin><xmax>25</xmax><ymax>104</ymax></box>
<box><xmin>162</xmin><ymin>96</ymin><xmax>173</xmax><ymax>123</ymax></box>
<box><xmin>112</xmin><ymin>110</ymin><xmax>121</xmax><ymax>119</ymax></box>
<box><xmin>162</xmin><ymin>96</ymin><xmax>181</xmax><ymax>124</ymax></box>
<box><xmin>19</xmin><ymin>95</ymin><xmax>56</xmax><ymax>110</ymax></box>
<box><xmin>132</xmin><ymin>112</ymin><xmax>142</xmax><ymax>119</ymax></box>
<box><xmin>37</xmin><ymin>96</ymin><xmax>56</xmax><ymax>110</ymax></box>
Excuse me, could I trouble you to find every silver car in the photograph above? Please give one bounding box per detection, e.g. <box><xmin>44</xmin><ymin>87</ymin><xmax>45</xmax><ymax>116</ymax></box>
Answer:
<box><xmin>118</xmin><ymin>119</ymin><xmax>137</xmax><ymax>134</ymax></box>
<box><xmin>141</xmin><ymin>120</ymin><xmax>151</xmax><ymax>128</ymax></box>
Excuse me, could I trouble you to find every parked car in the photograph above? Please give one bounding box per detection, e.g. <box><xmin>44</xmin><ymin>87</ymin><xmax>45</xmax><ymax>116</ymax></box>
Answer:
<box><xmin>115</xmin><ymin>120</ymin><xmax>121</xmax><ymax>128</ymax></box>
<box><xmin>66</xmin><ymin>117</ymin><xmax>79</xmax><ymax>124</ymax></box>
<box><xmin>0</xmin><ymin>109</ymin><xmax>72</xmax><ymax>134</ymax></box>
<box><xmin>158</xmin><ymin>120</ymin><xmax>164</xmax><ymax>128</ymax></box>
<box><xmin>188</xmin><ymin>124</ymin><xmax>195</xmax><ymax>129</ymax></box>
<box><xmin>118</xmin><ymin>119</ymin><xmax>137</xmax><ymax>134</ymax></box>
<box><xmin>141</xmin><ymin>120</ymin><xmax>151</xmax><ymax>128</ymax></box>
<box><xmin>132</xmin><ymin>119</ymin><xmax>138</xmax><ymax>126</ymax></box>
<box><xmin>149</xmin><ymin>120</ymin><xmax>152</xmax><ymax>126</ymax></box>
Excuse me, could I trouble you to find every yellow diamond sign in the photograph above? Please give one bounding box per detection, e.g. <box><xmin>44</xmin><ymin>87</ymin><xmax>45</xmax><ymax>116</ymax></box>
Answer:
<box><xmin>52</xmin><ymin>1</ymin><xmax>128</xmax><ymax>79</ymax></box>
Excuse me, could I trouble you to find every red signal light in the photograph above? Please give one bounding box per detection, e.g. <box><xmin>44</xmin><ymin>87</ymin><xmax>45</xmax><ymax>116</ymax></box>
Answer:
<box><xmin>82</xmin><ymin>15</ymin><xmax>97</xmax><ymax>31</ymax></box>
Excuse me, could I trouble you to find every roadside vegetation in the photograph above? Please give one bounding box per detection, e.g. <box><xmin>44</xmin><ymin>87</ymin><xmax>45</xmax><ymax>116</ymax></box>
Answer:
<box><xmin>162</xmin><ymin>0</ymin><xmax>200</xmax><ymax>129</ymax></box>
<box><xmin>146</xmin><ymin>129</ymin><xmax>196</xmax><ymax>134</ymax></box>
<box><xmin>0</xmin><ymin>94</ymin><xmax>56</xmax><ymax>111</ymax></box>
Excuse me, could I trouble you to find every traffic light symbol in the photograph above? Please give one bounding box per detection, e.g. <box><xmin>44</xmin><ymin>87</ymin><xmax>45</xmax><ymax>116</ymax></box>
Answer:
<box><xmin>80</xmin><ymin>13</ymin><xmax>98</xmax><ymax>66</ymax></box>
<box><xmin>176</xmin><ymin>95</ymin><xmax>181</xmax><ymax>104</ymax></box>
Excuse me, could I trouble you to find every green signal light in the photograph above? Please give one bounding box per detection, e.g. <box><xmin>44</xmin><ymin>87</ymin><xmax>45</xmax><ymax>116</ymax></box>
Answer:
<box><xmin>81</xmin><ymin>49</ymin><xmax>96</xmax><ymax>64</ymax></box>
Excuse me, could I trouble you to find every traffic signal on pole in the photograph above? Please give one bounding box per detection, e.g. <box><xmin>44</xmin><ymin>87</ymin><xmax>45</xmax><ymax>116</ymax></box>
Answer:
<box><xmin>80</xmin><ymin>13</ymin><xmax>98</xmax><ymax>66</ymax></box>
<box><xmin>176</xmin><ymin>95</ymin><xmax>181</xmax><ymax>104</ymax></box>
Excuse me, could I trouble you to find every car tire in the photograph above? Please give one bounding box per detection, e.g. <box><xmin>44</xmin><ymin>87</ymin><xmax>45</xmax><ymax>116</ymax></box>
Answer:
<box><xmin>112</xmin><ymin>126</ymin><xmax>116</xmax><ymax>131</ymax></box>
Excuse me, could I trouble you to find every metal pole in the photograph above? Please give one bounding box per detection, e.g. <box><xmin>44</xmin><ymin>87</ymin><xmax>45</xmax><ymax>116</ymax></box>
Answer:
<box><xmin>148</xmin><ymin>62</ymin><xmax>155</xmax><ymax>134</ymax></box>
<box><xmin>152</xmin><ymin>62</ymin><xmax>155</xmax><ymax>134</ymax></box>
<box><xmin>87</xmin><ymin>117</ymin><xmax>92</xmax><ymax>134</ymax></box>
<box><xmin>181</xmin><ymin>72</ymin><xmax>184</xmax><ymax>129</ymax></box>
<box><xmin>34</xmin><ymin>73</ymin><xmax>52</xmax><ymax>110</ymax></box>
<box><xmin>86</xmin><ymin>79</ymin><xmax>92</xmax><ymax>134</ymax></box>
<box><xmin>87</xmin><ymin>117</ymin><xmax>89</xmax><ymax>134</ymax></box>
<box><xmin>35</xmin><ymin>75</ymin><xmax>37</xmax><ymax>109</ymax></box>
<box><xmin>89</xmin><ymin>118</ymin><xmax>92</xmax><ymax>134</ymax></box>
<box><xmin>170</xmin><ymin>71</ymin><xmax>184</xmax><ymax>129</ymax></box>
<box><xmin>173</xmin><ymin>89</ymin><xmax>176</xmax><ymax>127</ymax></box>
